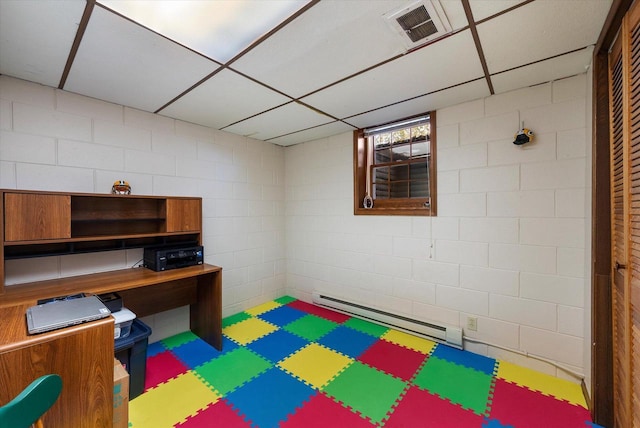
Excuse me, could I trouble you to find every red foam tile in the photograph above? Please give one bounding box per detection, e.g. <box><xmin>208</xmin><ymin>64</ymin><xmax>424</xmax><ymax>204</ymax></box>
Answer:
<box><xmin>358</xmin><ymin>339</ymin><xmax>427</xmax><ymax>381</ymax></box>
<box><xmin>287</xmin><ymin>300</ymin><xmax>351</xmax><ymax>323</ymax></box>
<box><xmin>281</xmin><ymin>392</ymin><xmax>375</xmax><ymax>428</ymax></box>
<box><xmin>385</xmin><ymin>385</ymin><xmax>484</xmax><ymax>427</ymax></box>
<box><xmin>177</xmin><ymin>400</ymin><xmax>250</xmax><ymax>427</ymax></box>
<box><xmin>144</xmin><ymin>351</ymin><xmax>189</xmax><ymax>391</ymax></box>
<box><xmin>489</xmin><ymin>379</ymin><xmax>592</xmax><ymax>428</ymax></box>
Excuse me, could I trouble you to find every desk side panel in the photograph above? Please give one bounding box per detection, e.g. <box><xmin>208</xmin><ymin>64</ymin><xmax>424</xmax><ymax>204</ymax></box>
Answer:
<box><xmin>191</xmin><ymin>271</ymin><xmax>222</xmax><ymax>350</ymax></box>
<box><xmin>0</xmin><ymin>319</ymin><xmax>114</xmax><ymax>428</ymax></box>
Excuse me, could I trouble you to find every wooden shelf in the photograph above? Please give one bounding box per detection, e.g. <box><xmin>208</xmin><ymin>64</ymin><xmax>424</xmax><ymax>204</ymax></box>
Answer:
<box><xmin>1</xmin><ymin>189</ymin><xmax>202</xmax><ymax>292</ymax></box>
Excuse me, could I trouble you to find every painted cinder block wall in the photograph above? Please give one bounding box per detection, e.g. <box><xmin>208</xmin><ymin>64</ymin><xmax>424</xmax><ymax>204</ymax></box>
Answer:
<box><xmin>0</xmin><ymin>75</ymin><xmax>286</xmax><ymax>342</ymax></box>
<box><xmin>0</xmin><ymin>73</ymin><xmax>592</xmax><ymax>381</ymax></box>
<box><xmin>285</xmin><ymin>73</ymin><xmax>591</xmax><ymax>380</ymax></box>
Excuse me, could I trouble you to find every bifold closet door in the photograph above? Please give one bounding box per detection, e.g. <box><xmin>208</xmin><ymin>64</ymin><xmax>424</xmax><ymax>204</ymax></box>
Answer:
<box><xmin>609</xmin><ymin>2</ymin><xmax>640</xmax><ymax>426</ymax></box>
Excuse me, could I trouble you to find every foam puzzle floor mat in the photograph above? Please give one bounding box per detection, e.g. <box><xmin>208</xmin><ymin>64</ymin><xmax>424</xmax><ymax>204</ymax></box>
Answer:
<box><xmin>129</xmin><ymin>296</ymin><xmax>600</xmax><ymax>427</ymax></box>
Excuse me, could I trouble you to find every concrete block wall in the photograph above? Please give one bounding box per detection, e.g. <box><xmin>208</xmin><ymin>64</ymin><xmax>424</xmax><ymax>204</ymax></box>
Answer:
<box><xmin>285</xmin><ymin>74</ymin><xmax>590</xmax><ymax>379</ymax></box>
<box><xmin>0</xmin><ymin>73</ymin><xmax>592</xmax><ymax>379</ymax></box>
<box><xmin>0</xmin><ymin>76</ymin><xmax>286</xmax><ymax>342</ymax></box>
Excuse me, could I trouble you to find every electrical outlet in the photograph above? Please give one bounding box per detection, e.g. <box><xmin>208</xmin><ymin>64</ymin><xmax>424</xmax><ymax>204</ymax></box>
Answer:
<box><xmin>466</xmin><ymin>316</ymin><xmax>478</xmax><ymax>332</ymax></box>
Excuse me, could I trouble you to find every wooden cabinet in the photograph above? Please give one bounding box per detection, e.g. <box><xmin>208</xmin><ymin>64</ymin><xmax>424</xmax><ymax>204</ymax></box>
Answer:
<box><xmin>166</xmin><ymin>198</ymin><xmax>201</xmax><ymax>232</ymax></box>
<box><xmin>0</xmin><ymin>189</ymin><xmax>202</xmax><ymax>292</ymax></box>
<box><xmin>4</xmin><ymin>193</ymin><xmax>71</xmax><ymax>241</ymax></box>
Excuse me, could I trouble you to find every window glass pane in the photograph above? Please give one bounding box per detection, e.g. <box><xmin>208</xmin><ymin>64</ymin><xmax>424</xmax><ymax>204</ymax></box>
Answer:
<box><xmin>411</xmin><ymin>141</ymin><xmax>429</xmax><ymax>159</ymax></box>
<box><xmin>374</xmin><ymin>132</ymin><xmax>391</xmax><ymax>148</ymax></box>
<box><xmin>389</xmin><ymin>164</ymin><xmax>409</xmax><ymax>181</ymax></box>
<box><xmin>411</xmin><ymin>124</ymin><xmax>429</xmax><ymax>142</ymax></box>
<box><xmin>392</xmin><ymin>128</ymin><xmax>411</xmax><ymax>144</ymax></box>
<box><xmin>373</xmin><ymin>166</ymin><xmax>389</xmax><ymax>183</ymax></box>
<box><xmin>373</xmin><ymin>183</ymin><xmax>389</xmax><ymax>199</ymax></box>
<box><xmin>375</xmin><ymin>148</ymin><xmax>391</xmax><ymax>164</ymax></box>
<box><xmin>391</xmin><ymin>144</ymin><xmax>410</xmax><ymax>162</ymax></box>
<box><xmin>410</xmin><ymin>161</ymin><xmax>428</xmax><ymax>180</ymax></box>
<box><xmin>390</xmin><ymin>182</ymin><xmax>409</xmax><ymax>198</ymax></box>
<box><xmin>410</xmin><ymin>180</ymin><xmax>429</xmax><ymax>198</ymax></box>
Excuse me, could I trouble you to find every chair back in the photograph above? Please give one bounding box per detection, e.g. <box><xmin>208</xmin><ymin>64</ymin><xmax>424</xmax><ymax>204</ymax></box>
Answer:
<box><xmin>0</xmin><ymin>374</ymin><xmax>63</xmax><ymax>428</ymax></box>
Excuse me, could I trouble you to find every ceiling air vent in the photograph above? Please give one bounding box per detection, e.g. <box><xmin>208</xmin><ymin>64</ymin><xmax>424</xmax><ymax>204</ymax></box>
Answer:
<box><xmin>384</xmin><ymin>0</ymin><xmax>452</xmax><ymax>50</ymax></box>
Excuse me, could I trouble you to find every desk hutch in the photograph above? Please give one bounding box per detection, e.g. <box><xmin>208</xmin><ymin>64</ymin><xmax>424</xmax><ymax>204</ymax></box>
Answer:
<box><xmin>0</xmin><ymin>189</ymin><xmax>222</xmax><ymax>427</ymax></box>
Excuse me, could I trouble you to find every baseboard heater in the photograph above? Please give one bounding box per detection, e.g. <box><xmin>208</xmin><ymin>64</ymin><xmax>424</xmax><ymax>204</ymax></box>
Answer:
<box><xmin>312</xmin><ymin>292</ymin><xmax>463</xmax><ymax>349</ymax></box>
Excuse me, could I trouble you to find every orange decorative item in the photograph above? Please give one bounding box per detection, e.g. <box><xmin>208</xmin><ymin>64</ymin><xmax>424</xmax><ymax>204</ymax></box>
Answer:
<box><xmin>112</xmin><ymin>180</ymin><xmax>131</xmax><ymax>195</ymax></box>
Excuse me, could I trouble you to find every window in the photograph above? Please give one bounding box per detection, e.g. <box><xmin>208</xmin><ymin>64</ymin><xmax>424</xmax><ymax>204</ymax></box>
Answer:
<box><xmin>354</xmin><ymin>112</ymin><xmax>436</xmax><ymax>216</ymax></box>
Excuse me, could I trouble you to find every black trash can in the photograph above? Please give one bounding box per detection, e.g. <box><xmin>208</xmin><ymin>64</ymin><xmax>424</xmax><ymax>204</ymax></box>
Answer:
<box><xmin>115</xmin><ymin>318</ymin><xmax>152</xmax><ymax>400</ymax></box>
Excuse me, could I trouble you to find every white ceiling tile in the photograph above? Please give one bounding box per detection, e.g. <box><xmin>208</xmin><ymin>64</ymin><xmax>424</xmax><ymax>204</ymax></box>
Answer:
<box><xmin>160</xmin><ymin>69</ymin><xmax>291</xmax><ymax>129</ymax></box>
<box><xmin>439</xmin><ymin>0</ymin><xmax>469</xmax><ymax>30</ymax></box>
<box><xmin>231</xmin><ymin>0</ymin><xmax>413</xmax><ymax>98</ymax></box>
<box><xmin>0</xmin><ymin>0</ymin><xmax>86</xmax><ymax>87</ymax></box>
<box><xmin>346</xmin><ymin>79</ymin><xmax>491</xmax><ymax>129</ymax></box>
<box><xmin>268</xmin><ymin>121</ymin><xmax>356</xmax><ymax>146</ymax></box>
<box><xmin>222</xmin><ymin>102</ymin><xmax>333</xmax><ymax>141</ymax></box>
<box><xmin>492</xmin><ymin>46</ymin><xmax>594</xmax><ymax>94</ymax></box>
<box><xmin>98</xmin><ymin>0</ymin><xmax>310</xmax><ymax>63</ymax></box>
<box><xmin>478</xmin><ymin>0</ymin><xmax>612</xmax><ymax>74</ymax></box>
<box><xmin>468</xmin><ymin>0</ymin><xmax>527</xmax><ymax>22</ymax></box>
<box><xmin>64</xmin><ymin>6</ymin><xmax>219</xmax><ymax>112</ymax></box>
<box><xmin>301</xmin><ymin>30</ymin><xmax>484</xmax><ymax>119</ymax></box>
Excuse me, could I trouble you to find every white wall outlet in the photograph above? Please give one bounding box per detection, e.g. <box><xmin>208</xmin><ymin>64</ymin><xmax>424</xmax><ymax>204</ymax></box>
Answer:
<box><xmin>466</xmin><ymin>316</ymin><xmax>478</xmax><ymax>332</ymax></box>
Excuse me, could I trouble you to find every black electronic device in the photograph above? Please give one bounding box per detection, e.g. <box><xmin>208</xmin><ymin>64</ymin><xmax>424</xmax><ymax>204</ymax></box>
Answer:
<box><xmin>98</xmin><ymin>292</ymin><xmax>123</xmax><ymax>313</ymax></box>
<box><xmin>143</xmin><ymin>245</ymin><xmax>204</xmax><ymax>272</ymax></box>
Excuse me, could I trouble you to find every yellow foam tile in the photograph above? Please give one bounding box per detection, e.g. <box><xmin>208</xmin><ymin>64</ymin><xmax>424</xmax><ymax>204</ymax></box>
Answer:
<box><xmin>279</xmin><ymin>343</ymin><xmax>353</xmax><ymax>389</ymax></box>
<box><xmin>496</xmin><ymin>360</ymin><xmax>587</xmax><ymax>408</ymax></box>
<box><xmin>223</xmin><ymin>317</ymin><xmax>278</xmax><ymax>345</ymax></box>
<box><xmin>382</xmin><ymin>329</ymin><xmax>436</xmax><ymax>354</ymax></box>
<box><xmin>129</xmin><ymin>371</ymin><xmax>220</xmax><ymax>428</ymax></box>
<box><xmin>245</xmin><ymin>300</ymin><xmax>281</xmax><ymax>316</ymax></box>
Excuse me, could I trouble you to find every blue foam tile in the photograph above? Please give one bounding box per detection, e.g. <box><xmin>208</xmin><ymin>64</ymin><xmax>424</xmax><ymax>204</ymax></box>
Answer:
<box><xmin>584</xmin><ymin>423</ymin><xmax>606</xmax><ymax>428</ymax></box>
<box><xmin>483</xmin><ymin>418</ymin><xmax>514</xmax><ymax>427</ymax></box>
<box><xmin>248</xmin><ymin>329</ymin><xmax>309</xmax><ymax>363</ymax></box>
<box><xmin>146</xmin><ymin>340</ymin><xmax>167</xmax><ymax>357</ymax></box>
<box><xmin>172</xmin><ymin>336</ymin><xmax>238</xmax><ymax>368</ymax></box>
<box><xmin>258</xmin><ymin>305</ymin><xmax>307</xmax><ymax>327</ymax></box>
<box><xmin>226</xmin><ymin>367</ymin><xmax>316</xmax><ymax>427</ymax></box>
<box><xmin>431</xmin><ymin>344</ymin><xmax>497</xmax><ymax>375</ymax></box>
<box><xmin>317</xmin><ymin>325</ymin><xmax>379</xmax><ymax>359</ymax></box>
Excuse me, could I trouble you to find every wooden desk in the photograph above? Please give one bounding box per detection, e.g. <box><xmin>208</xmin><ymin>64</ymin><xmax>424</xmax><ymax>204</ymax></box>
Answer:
<box><xmin>0</xmin><ymin>306</ymin><xmax>114</xmax><ymax>427</ymax></box>
<box><xmin>0</xmin><ymin>264</ymin><xmax>222</xmax><ymax>427</ymax></box>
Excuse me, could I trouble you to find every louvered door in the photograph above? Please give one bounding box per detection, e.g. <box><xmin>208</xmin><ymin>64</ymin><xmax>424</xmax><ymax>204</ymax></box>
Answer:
<box><xmin>610</xmin><ymin>2</ymin><xmax>640</xmax><ymax>426</ymax></box>
<box><xmin>630</xmin><ymin>4</ymin><xmax>640</xmax><ymax>424</ymax></box>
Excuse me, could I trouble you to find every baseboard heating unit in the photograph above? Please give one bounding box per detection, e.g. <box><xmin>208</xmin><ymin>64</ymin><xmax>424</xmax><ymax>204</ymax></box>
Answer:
<box><xmin>312</xmin><ymin>292</ymin><xmax>463</xmax><ymax>349</ymax></box>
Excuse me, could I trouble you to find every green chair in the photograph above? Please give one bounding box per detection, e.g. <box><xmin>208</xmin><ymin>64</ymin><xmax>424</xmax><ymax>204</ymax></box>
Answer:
<box><xmin>0</xmin><ymin>374</ymin><xmax>63</xmax><ymax>428</ymax></box>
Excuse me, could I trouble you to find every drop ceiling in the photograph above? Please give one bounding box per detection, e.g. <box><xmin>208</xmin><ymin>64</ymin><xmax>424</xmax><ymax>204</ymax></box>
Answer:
<box><xmin>0</xmin><ymin>0</ymin><xmax>612</xmax><ymax>146</ymax></box>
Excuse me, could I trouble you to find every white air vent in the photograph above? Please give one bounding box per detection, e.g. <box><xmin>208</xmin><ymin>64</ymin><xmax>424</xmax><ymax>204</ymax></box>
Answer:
<box><xmin>384</xmin><ymin>0</ymin><xmax>452</xmax><ymax>50</ymax></box>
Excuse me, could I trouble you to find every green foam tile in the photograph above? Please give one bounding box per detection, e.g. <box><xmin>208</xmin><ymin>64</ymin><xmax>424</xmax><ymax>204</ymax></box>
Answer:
<box><xmin>222</xmin><ymin>311</ymin><xmax>252</xmax><ymax>328</ymax></box>
<box><xmin>413</xmin><ymin>356</ymin><xmax>493</xmax><ymax>415</ymax></box>
<box><xmin>194</xmin><ymin>347</ymin><xmax>272</xmax><ymax>395</ymax></box>
<box><xmin>274</xmin><ymin>295</ymin><xmax>297</xmax><ymax>305</ymax></box>
<box><xmin>283</xmin><ymin>314</ymin><xmax>338</xmax><ymax>341</ymax></box>
<box><xmin>161</xmin><ymin>330</ymin><xmax>198</xmax><ymax>349</ymax></box>
<box><xmin>324</xmin><ymin>361</ymin><xmax>407</xmax><ymax>424</ymax></box>
<box><xmin>342</xmin><ymin>317</ymin><xmax>389</xmax><ymax>337</ymax></box>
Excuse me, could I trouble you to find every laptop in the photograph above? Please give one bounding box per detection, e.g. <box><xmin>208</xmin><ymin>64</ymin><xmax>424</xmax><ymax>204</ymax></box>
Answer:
<box><xmin>26</xmin><ymin>295</ymin><xmax>111</xmax><ymax>334</ymax></box>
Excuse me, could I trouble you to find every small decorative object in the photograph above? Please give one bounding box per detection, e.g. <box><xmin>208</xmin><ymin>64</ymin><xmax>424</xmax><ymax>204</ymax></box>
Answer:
<box><xmin>513</xmin><ymin>122</ymin><xmax>534</xmax><ymax>145</ymax></box>
<box><xmin>111</xmin><ymin>180</ymin><xmax>131</xmax><ymax>195</ymax></box>
<box><xmin>363</xmin><ymin>193</ymin><xmax>374</xmax><ymax>209</ymax></box>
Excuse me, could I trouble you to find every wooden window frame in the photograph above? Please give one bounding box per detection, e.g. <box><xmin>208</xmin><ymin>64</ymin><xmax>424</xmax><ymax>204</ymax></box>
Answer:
<box><xmin>353</xmin><ymin>112</ymin><xmax>437</xmax><ymax>216</ymax></box>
